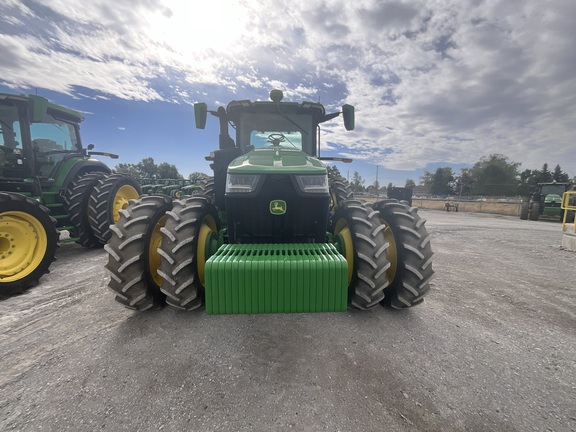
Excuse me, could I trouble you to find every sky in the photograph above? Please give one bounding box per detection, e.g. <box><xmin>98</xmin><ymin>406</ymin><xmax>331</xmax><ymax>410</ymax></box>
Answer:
<box><xmin>1</xmin><ymin>0</ymin><xmax>575</xmax><ymax>187</ymax></box>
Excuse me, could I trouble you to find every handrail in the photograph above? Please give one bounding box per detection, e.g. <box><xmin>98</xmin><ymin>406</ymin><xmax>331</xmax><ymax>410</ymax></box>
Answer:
<box><xmin>561</xmin><ymin>191</ymin><xmax>576</xmax><ymax>232</ymax></box>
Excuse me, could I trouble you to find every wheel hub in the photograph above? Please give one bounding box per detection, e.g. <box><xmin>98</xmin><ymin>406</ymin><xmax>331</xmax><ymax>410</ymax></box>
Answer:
<box><xmin>0</xmin><ymin>212</ymin><xmax>46</xmax><ymax>281</ymax></box>
<box><xmin>113</xmin><ymin>185</ymin><xmax>139</xmax><ymax>223</ymax></box>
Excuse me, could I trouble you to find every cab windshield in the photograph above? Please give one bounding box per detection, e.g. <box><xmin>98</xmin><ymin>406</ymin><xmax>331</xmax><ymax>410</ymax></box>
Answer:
<box><xmin>250</xmin><ymin>131</ymin><xmax>302</xmax><ymax>150</ymax></box>
<box><xmin>540</xmin><ymin>185</ymin><xmax>566</xmax><ymax>196</ymax></box>
<box><xmin>238</xmin><ymin>112</ymin><xmax>313</xmax><ymax>153</ymax></box>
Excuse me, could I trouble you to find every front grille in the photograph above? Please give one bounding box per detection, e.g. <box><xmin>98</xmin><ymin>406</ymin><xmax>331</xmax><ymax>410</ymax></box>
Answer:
<box><xmin>225</xmin><ymin>174</ymin><xmax>329</xmax><ymax>243</ymax></box>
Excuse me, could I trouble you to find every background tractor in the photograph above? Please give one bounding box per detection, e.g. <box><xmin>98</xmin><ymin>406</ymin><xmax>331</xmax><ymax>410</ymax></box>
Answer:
<box><xmin>0</xmin><ymin>92</ymin><xmax>140</xmax><ymax>296</ymax></box>
<box><xmin>105</xmin><ymin>90</ymin><xmax>434</xmax><ymax>313</ymax></box>
<box><xmin>520</xmin><ymin>182</ymin><xmax>575</xmax><ymax>222</ymax></box>
<box><xmin>138</xmin><ymin>178</ymin><xmax>201</xmax><ymax>198</ymax></box>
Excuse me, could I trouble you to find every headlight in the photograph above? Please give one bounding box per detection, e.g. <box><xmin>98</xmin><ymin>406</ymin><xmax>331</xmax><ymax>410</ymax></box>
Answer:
<box><xmin>295</xmin><ymin>175</ymin><xmax>329</xmax><ymax>194</ymax></box>
<box><xmin>226</xmin><ymin>174</ymin><xmax>260</xmax><ymax>193</ymax></box>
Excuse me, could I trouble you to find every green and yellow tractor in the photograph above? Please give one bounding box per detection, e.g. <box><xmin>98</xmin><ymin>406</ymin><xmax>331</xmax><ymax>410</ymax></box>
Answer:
<box><xmin>520</xmin><ymin>182</ymin><xmax>575</xmax><ymax>222</ymax></box>
<box><xmin>105</xmin><ymin>90</ymin><xmax>434</xmax><ymax>313</ymax></box>
<box><xmin>0</xmin><ymin>93</ymin><xmax>140</xmax><ymax>296</ymax></box>
<box><xmin>139</xmin><ymin>178</ymin><xmax>201</xmax><ymax>198</ymax></box>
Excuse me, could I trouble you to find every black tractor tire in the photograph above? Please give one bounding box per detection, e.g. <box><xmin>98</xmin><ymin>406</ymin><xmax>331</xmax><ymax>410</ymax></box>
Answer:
<box><xmin>158</xmin><ymin>195</ymin><xmax>220</xmax><ymax>310</ymax></box>
<box><xmin>329</xmin><ymin>176</ymin><xmax>353</xmax><ymax>216</ymax></box>
<box><xmin>89</xmin><ymin>174</ymin><xmax>141</xmax><ymax>243</ymax></box>
<box><xmin>371</xmin><ymin>199</ymin><xmax>434</xmax><ymax>309</ymax></box>
<box><xmin>64</xmin><ymin>172</ymin><xmax>106</xmax><ymax>248</ymax></box>
<box><xmin>529</xmin><ymin>202</ymin><xmax>540</xmax><ymax>221</ymax></box>
<box><xmin>519</xmin><ymin>202</ymin><xmax>529</xmax><ymax>220</ymax></box>
<box><xmin>199</xmin><ymin>177</ymin><xmax>215</xmax><ymax>199</ymax></box>
<box><xmin>0</xmin><ymin>192</ymin><xmax>59</xmax><ymax>296</ymax></box>
<box><xmin>170</xmin><ymin>189</ymin><xmax>182</xmax><ymax>199</ymax></box>
<box><xmin>105</xmin><ymin>195</ymin><xmax>172</xmax><ymax>310</ymax></box>
<box><xmin>332</xmin><ymin>200</ymin><xmax>390</xmax><ymax>310</ymax></box>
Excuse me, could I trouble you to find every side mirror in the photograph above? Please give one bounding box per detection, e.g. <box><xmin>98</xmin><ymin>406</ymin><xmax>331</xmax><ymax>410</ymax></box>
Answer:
<box><xmin>194</xmin><ymin>103</ymin><xmax>208</xmax><ymax>129</ymax></box>
<box><xmin>87</xmin><ymin>144</ymin><xmax>95</xmax><ymax>150</ymax></box>
<box><xmin>342</xmin><ymin>104</ymin><xmax>355</xmax><ymax>131</ymax></box>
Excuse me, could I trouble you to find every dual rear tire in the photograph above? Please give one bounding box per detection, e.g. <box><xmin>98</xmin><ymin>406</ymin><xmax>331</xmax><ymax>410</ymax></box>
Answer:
<box><xmin>105</xmin><ymin>195</ymin><xmax>172</xmax><ymax>310</ymax></box>
<box><xmin>332</xmin><ymin>199</ymin><xmax>434</xmax><ymax>310</ymax></box>
<box><xmin>370</xmin><ymin>199</ymin><xmax>434</xmax><ymax>308</ymax></box>
<box><xmin>105</xmin><ymin>194</ymin><xmax>219</xmax><ymax>311</ymax></box>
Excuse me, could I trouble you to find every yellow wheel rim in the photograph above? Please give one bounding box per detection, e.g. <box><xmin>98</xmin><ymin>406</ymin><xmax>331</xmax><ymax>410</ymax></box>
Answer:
<box><xmin>148</xmin><ymin>214</ymin><xmax>167</xmax><ymax>287</ymax></box>
<box><xmin>381</xmin><ymin>218</ymin><xmax>398</xmax><ymax>284</ymax></box>
<box><xmin>0</xmin><ymin>211</ymin><xmax>48</xmax><ymax>282</ymax></box>
<box><xmin>334</xmin><ymin>218</ymin><xmax>354</xmax><ymax>284</ymax></box>
<box><xmin>197</xmin><ymin>214</ymin><xmax>217</xmax><ymax>286</ymax></box>
<box><xmin>112</xmin><ymin>185</ymin><xmax>139</xmax><ymax>223</ymax></box>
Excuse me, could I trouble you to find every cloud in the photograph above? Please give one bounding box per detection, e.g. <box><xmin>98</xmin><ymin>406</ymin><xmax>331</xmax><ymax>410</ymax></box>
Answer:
<box><xmin>1</xmin><ymin>0</ymin><xmax>575</xmax><ymax>173</ymax></box>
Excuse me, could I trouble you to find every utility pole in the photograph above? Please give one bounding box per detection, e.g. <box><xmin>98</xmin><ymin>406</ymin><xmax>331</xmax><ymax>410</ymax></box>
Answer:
<box><xmin>376</xmin><ymin>165</ymin><xmax>379</xmax><ymax>198</ymax></box>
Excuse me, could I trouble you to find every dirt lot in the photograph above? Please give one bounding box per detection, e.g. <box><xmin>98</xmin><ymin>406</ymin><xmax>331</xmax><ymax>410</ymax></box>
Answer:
<box><xmin>1</xmin><ymin>210</ymin><xmax>575</xmax><ymax>432</ymax></box>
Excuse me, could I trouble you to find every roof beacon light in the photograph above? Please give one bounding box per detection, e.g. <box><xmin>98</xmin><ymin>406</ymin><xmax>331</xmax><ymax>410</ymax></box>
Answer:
<box><xmin>270</xmin><ymin>89</ymin><xmax>283</xmax><ymax>102</ymax></box>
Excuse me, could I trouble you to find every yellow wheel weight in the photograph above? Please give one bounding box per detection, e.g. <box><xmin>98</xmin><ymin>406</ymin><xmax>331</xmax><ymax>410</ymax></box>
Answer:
<box><xmin>148</xmin><ymin>214</ymin><xmax>168</xmax><ymax>287</ymax></box>
<box><xmin>197</xmin><ymin>214</ymin><xmax>218</xmax><ymax>286</ymax></box>
<box><xmin>334</xmin><ymin>218</ymin><xmax>354</xmax><ymax>284</ymax></box>
<box><xmin>112</xmin><ymin>185</ymin><xmax>139</xmax><ymax>223</ymax></box>
<box><xmin>0</xmin><ymin>211</ymin><xmax>48</xmax><ymax>282</ymax></box>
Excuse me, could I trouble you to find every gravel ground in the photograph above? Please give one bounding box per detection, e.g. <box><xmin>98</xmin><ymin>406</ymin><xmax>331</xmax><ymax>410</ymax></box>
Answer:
<box><xmin>1</xmin><ymin>210</ymin><xmax>575</xmax><ymax>432</ymax></box>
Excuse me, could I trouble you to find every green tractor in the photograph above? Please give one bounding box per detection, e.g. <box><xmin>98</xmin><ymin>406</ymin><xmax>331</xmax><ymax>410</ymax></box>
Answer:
<box><xmin>0</xmin><ymin>92</ymin><xmax>141</xmax><ymax>296</ymax></box>
<box><xmin>105</xmin><ymin>90</ymin><xmax>434</xmax><ymax>313</ymax></box>
<box><xmin>139</xmin><ymin>178</ymin><xmax>202</xmax><ymax>198</ymax></box>
<box><xmin>520</xmin><ymin>182</ymin><xmax>575</xmax><ymax>222</ymax></box>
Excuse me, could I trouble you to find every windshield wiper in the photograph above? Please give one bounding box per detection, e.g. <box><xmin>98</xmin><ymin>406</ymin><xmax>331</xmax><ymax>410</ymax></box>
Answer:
<box><xmin>275</xmin><ymin>104</ymin><xmax>308</xmax><ymax>136</ymax></box>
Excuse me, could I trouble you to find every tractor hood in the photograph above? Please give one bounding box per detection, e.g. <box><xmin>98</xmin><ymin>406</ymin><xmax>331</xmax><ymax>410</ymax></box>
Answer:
<box><xmin>227</xmin><ymin>148</ymin><xmax>326</xmax><ymax>175</ymax></box>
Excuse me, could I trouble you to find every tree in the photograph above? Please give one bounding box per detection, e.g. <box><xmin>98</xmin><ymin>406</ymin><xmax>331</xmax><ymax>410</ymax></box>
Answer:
<box><xmin>518</xmin><ymin>169</ymin><xmax>540</xmax><ymax>196</ymax></box>
<box><xmin>326</xmin><ymin>165</ymin><xmax>342</xmax><ymax>179</ymax></box>
<box><xmin>114</xmin><ymin>157</ymin><xmax>183</xmax><ymax>179</ymax></box>
<box><xmin>470</xmin><ymin>154</ymin><xmax>519</xmax><ymax>196</ymax></box>
<box><xmin>540</xmin><ymin>163</ymin><xmax>553</xmax><ymax>183</ymax></box>
<box><xmin>431</xmin><ymin>167</ymin><xmax>455</xmax><ymax>195</ymax></box>
<box><xmin>454</xmin><ymin>168</ymin><xmax>473</xmax><ymax>196</ymax></box>
<box><xmin>405</xmin><ymin>179</ymin><xmax>416</xmax><ymax>188</ymax></box>
<box><xmin>518</xmin><ymin>163</ymin><xmax>570</xmax><ymax>196</ymax></box>
<box><xmin>419</xmin><ymin>171</ymin><xmax>433</xmax><ymax>187</ymax></box>
<box><xmin>115</xmin><ymin>163</ymin><xmax>140</xmax><ymax>178</ymax></box>
<box><xmin>137</xmin><ymin>157</ymin><xmax>159</xmax><ymax>179</ymax></box>
<box><xmin>157</xmin><ymin>162</ymin><xmax>182</xmax><ymax>179</ymax></box>
<box><xmin>421</xmin><ymin>168</ymin><xmax>454</xmax><ymax>195</ymax></box>
<box><xmin>552</xmin><ymin>164</ymin><xmax>570</xmax><ymax>182</ymax></box>
<box><xmin>188</xmin><ymin>171</ymin><xmax>209</xmax><ymax>182</ymax></box>
<box><xmin>350</xmin><ymin>171</ymin><xmax>365</xmax><ymax>192</ymax></box>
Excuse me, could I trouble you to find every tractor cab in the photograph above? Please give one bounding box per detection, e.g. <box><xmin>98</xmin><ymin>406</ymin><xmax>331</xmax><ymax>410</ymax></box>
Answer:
<box><xmin>194</xmin><ymin>90</ymin><xmax>354</xmax><ymax>213</ymax></box>
<box><xmin>0</xmin><ymin>93</ymin><xmax>110</xmax><ymax>193</ymax></box>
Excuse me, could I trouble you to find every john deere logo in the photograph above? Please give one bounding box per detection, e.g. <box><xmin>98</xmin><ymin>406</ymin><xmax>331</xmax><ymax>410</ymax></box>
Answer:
<box><xmin>270</xmin><ymin>200</ymin><xmax>287</xmax><ymax>215</ymax></box>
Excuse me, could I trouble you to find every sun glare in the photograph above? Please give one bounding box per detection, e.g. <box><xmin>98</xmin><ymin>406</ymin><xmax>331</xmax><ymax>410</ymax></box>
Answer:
<box><xmin>147</xmin><ymin>0</ymin><xmax>250</xmax><ymax>57</ymax></box>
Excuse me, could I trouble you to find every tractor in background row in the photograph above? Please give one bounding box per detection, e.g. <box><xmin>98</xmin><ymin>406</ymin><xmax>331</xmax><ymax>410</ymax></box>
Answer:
<box><xmin>105</xmin><ymin>90</ymin><xmax>434</xmax><ymax>313</ymax></box>
<box><xmin>139</xmin><ymin>178</ymin><xmax>201</xmax><ymax>198</ymax></box>
<box><xmin>0</xmin><ymin>93</ymin><xmax>140</xmax><ymax>296</ymax></box>
<box><xmin>520</xmin><ymin>182</ymin><xmax>575</xmax><ymax>222</ymax></box>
